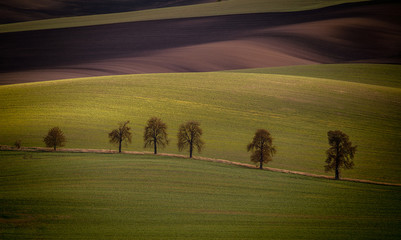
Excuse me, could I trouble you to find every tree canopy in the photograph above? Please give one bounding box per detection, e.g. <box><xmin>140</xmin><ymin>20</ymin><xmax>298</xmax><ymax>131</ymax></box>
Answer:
<box><xmin>247</xmin><ymin>129</ymin><xmax>276</xmax><ymax>169</ymax></box>
<box><xmin>177</xmin><ymin>121</ymin><xmax>204</xmax><ymax>158</ymax></box>
<box><xmin>109</xmin><ymin>121</ymin><xmax>132</xmax><ymax>153</ymax></box>
<box><xmin>325</xmin><ymin>130</ymin><xmax>357</xmax><ymax>180</ymax></box>
<box><xmin>43</xmin><ymin>126</ymin><xmax>66</xmax><ymax>151</ymax></box>
<box><xmin>143</xmin><ymin>117</ymin><xmax>169</xmax><ymax>154</ymax></box>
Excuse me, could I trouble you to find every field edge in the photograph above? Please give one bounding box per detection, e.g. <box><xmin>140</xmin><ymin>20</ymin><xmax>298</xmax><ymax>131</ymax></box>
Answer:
<box><xmin>2</xmin><ymin>146</ymin><xmax>400</xmax><ymax>187</ymax></box>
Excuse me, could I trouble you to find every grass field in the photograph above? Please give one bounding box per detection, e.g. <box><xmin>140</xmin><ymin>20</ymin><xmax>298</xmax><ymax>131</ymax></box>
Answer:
<box><xmin>0</xmin><ymin>0</ymin><xmax>369</xmax><ymax>33</ymax></box>
<box><xmin>232</xmin><ymin>64</ymin><xmax>401</xmax><ymax>88</ymax></box>
<box><xmin>1</xmin><ymin>64</ymin><xmax>400</xmax><ymax>183</ymax></box>
<box><xmin>1</xmin><ymin>151</ymin><xmax>400</xmax><ymax>239</ymax></box>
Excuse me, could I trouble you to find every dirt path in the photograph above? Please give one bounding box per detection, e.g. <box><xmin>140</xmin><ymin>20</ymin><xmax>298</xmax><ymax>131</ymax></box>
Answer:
<box><xmin>2</xmin><ymin>145</ymin><xmax>400</xmax><ymax>187</ymax></box>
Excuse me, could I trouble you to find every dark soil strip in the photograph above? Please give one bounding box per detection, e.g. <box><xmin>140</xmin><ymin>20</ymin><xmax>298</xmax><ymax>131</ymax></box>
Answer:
<box><xmin>1</xmin><ymin>1</ymin><xmax>400</xmax><ymax>84</ymax></box>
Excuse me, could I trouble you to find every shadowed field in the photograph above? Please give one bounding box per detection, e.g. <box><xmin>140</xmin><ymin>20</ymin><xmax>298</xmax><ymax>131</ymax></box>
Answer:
<box><xmin>1</xmin><ymin>1</ymin><xmax>400</xmax><ymax>84</ymax></box>
<box><xmin>0</xmin><ymin>0</ymin><xmax>214</xmax><ymax>23</ymax></box>
<box><xmin>0</xmin><ymin>0</ymin><xmax>369</xmax><ymax>25</ymax></box>
<box><xmin>1</xmin><ymin>152</ymin><xmax>400</xmax><ymax>239</ymax></box>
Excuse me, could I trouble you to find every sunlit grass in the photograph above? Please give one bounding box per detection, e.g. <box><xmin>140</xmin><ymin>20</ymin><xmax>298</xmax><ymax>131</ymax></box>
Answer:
<box><xmin>1</xmin><ymin>64</ymin><xmax>400</xmax><ymax>183</ymax></box>
<box><xmin>232</xmin><ymin>63</ymin><xmax>401</xmax><ymax>88</ymax></box>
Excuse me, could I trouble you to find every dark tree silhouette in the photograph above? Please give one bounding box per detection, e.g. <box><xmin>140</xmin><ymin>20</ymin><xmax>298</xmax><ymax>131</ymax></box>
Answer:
<box><xmin>109</xmin><ymin>121</ymin><xmax>132</xmax><ymax>153</ymax></box>
<box><xmin>177</xmin><ymin>121</ymin><xmax>204</xmax><ymax>158</ymax></box>
<box><xmin>325</xmin><ymin>130</ymin><xmax>357</xmax><ymax>180</ymax></box>
<box><xmin>43</xmin><ymin>127</ymin><xmax>66</xmax><ymax>151</ymax></box>
<box><xmin>14</xmin><ymin>140</ymin><xmax>22</xmax><ymax>149</ymax></box>
<box><xmin>247</xmin><ymin>129</ymin><xmax>276</xmax><ymax>169</ymax></box>
<box><xmin>144</xmin><ymin>117</ymin><xmax>169</xmax><ymax>154</ymax></box>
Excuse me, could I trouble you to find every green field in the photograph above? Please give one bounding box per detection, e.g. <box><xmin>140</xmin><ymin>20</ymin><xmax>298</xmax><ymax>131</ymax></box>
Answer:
<box><xmin>1</xmin><ymin>64</ymin><xmax>400</xmax><ymax>183</ymax></box>
<box><xmin>0</xmin><ymin>0</ymin><xmax>369</xmax><ymax>33</ymax></box>
<box><xmin>232</xmin><ymin>64</ymin><xmax>401</xmax><ymax>88</ymax></box>
<box><xmin>1</xmin><ymin>151</ymin><xmax>400</xmax><ymax>239</ymax></box>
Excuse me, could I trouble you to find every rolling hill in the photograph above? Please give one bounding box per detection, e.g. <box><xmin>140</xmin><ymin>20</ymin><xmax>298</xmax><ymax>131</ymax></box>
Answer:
<box><xmin>0</xmin><ymin>0</ymin><xmax>400</xmax><ymax>183</ymax></box>
<box><xmin>1</xmin><ymin>64</ymin><xmax>400</xmax><ymax>183</ymax></box>
<box><xmin>0</xmin><ymin>0</ymin><xmax>369</xmax><ymax>26</ymax></box>
<box><xmin>1</xmin><ymin>1</ymin><xmax>401</xmax><ymax>238</ymax></box>
<box><xmin>0</xmin><ymin>0</ymin><xmax>214</xmax><ymax>23</ymax></box>
<box><xmin>1</xmin><ymin>152</ymin><xmax>400</xmax><ymax>239</ymax></box>
<box><xmin>231</xmin><ymin>64</ymin><xmax>401</xmax><ymax>88</ymax></box>
<box><xmin>1</xmin><ymin>0</ymin><xmax>400</xmax><ymax>84</ymax></box>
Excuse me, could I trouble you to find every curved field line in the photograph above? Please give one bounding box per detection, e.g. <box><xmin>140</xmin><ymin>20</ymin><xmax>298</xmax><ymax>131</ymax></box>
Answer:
<box><xmin>1</xmin><ymin>145</ymin><xmax>400</xmax><ymax>187</ymax></box>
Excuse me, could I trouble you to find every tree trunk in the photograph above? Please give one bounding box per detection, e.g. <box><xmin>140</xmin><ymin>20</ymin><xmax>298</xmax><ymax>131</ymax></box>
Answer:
<box><xmin>189</xmin><ymin>141</ymin><xmax>193</xmax><ymax>158</ymax></box>
<box><xmin>335</xmin><ymin>166</ymin><xmax>340</xmax><ymax>180</ymax></box>
<box><xmin>53</xmin><ymin>136</ymin><xmax>57</xmax><ymax>151</ymax></box>
<box><xmin>154</xmin><ymin>137</ymin><xmax>157</xmax><ymax>154</ymax></box>
<box><xmin>259</xmin><ymin>145</ymin><xmax>264</xmax><ymax>169</ymax></box>
<box><xmin>119</xmin><ymin>139</ymin><xmax>122</xmax><ymax>153</ymax></box>
<box><xmin>335</xmin><ymin>143</ymin><xmax>340</xmax><ymax>180</ymax></box>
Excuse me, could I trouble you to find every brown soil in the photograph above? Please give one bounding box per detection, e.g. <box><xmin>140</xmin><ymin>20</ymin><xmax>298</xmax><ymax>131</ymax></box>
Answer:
<box><xmin>0</xmin><ymin>0</ymin><xmax>215</xmax><ymax>23</ymax></box>
<box><xmin>1</xmin><ymin>1</ymin><xmax>400</xmax><ymax>85</ymax></box>
<box><xmin>2</xmin><ymin>145</ymin><xmax>400</xmax><ymax>187</ymax></box>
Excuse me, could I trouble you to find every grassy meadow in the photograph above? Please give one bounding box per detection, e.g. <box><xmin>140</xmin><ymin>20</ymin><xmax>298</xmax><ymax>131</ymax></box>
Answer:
<box><xmin>1</xmin><ymin>64</ymin><xmax>400</xmax><ymax>183</ymax></box>
<box><xmin>232</xmin><ymin>64</ymin><xmax>401</xmax><ymax>88</ymax></box>
<box><xmin>0</xmin><ymin>0</ymin><xmax>369</xmax><ymax>33</ymax></box>
<box><xmin>1</xmin><ymin>151</ymin><xmax>400</xmax><ymax>239</ymax></box>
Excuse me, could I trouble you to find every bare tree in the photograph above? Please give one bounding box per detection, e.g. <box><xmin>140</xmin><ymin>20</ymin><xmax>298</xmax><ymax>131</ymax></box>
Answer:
<box><xmin>109</xmin><ymin>121</ymin><xmax>132</xmax><ymax>153</ymax></box>
<box><xmin>177</xmin><ymin>121</ymin><xmax>204</xmax><ymax>158</ymax></box>
<box><xmin>43</xmin><ymin>127</ymin><xmax>66</xmax><ymax>151</ymax></box>
<box><xmin>144</xmin><ymin>117</ymin><xmax>169</xmax><ymax>154</ymax></box>
<box><xmin>247</xmin><ymin>129</ymin><xmax>276</xmax><ymax>169</ymax></box>
<box><xmin>325</xmin><ymin>130</ymin><xmax>357</xmax><ymax>180</ymax></box>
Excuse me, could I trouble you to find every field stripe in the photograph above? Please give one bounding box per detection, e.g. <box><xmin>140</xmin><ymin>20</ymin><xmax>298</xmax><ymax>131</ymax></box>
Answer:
<box><xmin>2</xmin><ymin>145</ymin><xmax>400</xmax><ymax>187</ymax></box>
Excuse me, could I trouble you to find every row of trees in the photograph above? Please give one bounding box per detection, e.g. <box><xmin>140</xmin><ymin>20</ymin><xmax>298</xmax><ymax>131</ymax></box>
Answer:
<box><xmin>107</xmin><ymin>118</ymin><xmax>204</xmax><ymax>158</ymax></box>
<box><xmin>42</xmin><ymin>117</ymin><xmax>357</xmax><ymax>180</ymax></box>
<box><xmin>247</xmin><ymin>129</ymin><xmax>357</xmax><ymax>180</ymax></box>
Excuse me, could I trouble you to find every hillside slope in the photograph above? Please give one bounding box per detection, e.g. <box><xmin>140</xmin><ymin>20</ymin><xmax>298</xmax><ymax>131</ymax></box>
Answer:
<box><xmin>1</xmin><ymin>152</ymin><xmax>401</xmax><ymax>239</ymax></box>
<box><xmin>1</xmin><ymin>67</ymin><xmax>400</xmax><ymax>183</ymax></box>
<box><xmin>0</xmin><ymin>0</ymin><xmax>214</xmax><ymax>23</ymax></box>
<box><xmin>0</xmin><ymin>0</ymin><xmax>368</xmax><ymax>25</ymax></box>
<box><xmin>1</xmin><ymin>1</ymin><xmax>400</xmax><ymax>84</ymax></box>
<box><xmin>232</xmin><ymin>64</ymin><xmax>401</xmax><ymax>88</ymax></box>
